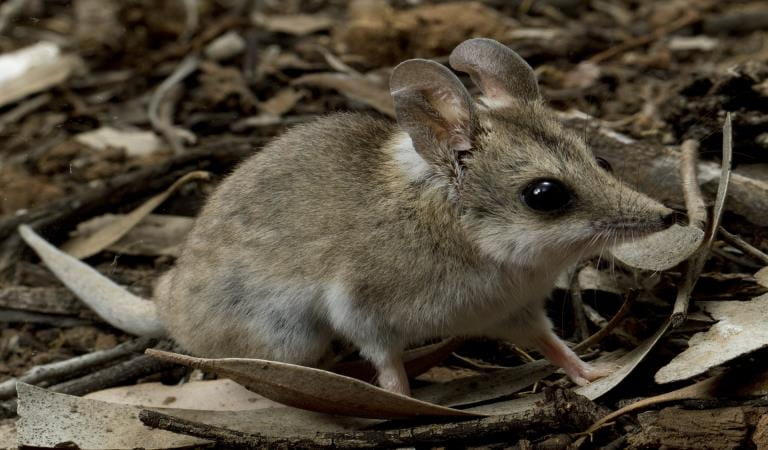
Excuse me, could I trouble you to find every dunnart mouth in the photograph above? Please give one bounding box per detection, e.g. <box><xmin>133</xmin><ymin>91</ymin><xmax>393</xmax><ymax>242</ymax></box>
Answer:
<box><xmin>593</xmin><ymin>220</ymin><xmax>668</xmax><ymax>240</ymax></box>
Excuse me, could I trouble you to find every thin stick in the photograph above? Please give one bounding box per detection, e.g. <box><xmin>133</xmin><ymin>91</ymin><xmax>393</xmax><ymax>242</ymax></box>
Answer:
<box><xmin>588</xmin><ymin>9</ymin><xmax>704</xmax><ymax>64</ymax></box>
<box><xmin>671</xmin><ymin>114</ymin><xmax>733</xmax><ymax>327</ymax></box>
<box><xmin>0</xmin><ymin>337</ymin><xmax>156</xmax><ymax>399</ymax></box>
<box><xmin>140</xmin><ymin>388</ymin><xmax>605</xmax><ymax>448</ymax></box>
<box><xmin>148</xmin><ymin>54</ymin><xmax>199</xmax><ymax>154</ymax></box>
<box><xmin>718</xmin><ymin>227</ymin><xmax>768</xmax><ymax>266</ymax></box>
<box><xmin>680</xmin><ymin>139</ymin><xmax>707</xmax><ymax>230</ymax></box>
<box><xmin>574</xmin><ymin>291</ymin><xmax>636</xmax><ymax>352</ymax></box>
<box><xmin>570</xmin><ymin>272</ymin><xmax>590</xmax><ymax>342</ymax></box>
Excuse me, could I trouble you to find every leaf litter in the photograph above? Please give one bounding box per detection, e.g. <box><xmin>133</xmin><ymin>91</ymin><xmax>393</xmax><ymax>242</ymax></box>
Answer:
<box><xmin>4</xmin><ymin>1</ymin><xmax>768</xmax><ymax>448</ymax></box>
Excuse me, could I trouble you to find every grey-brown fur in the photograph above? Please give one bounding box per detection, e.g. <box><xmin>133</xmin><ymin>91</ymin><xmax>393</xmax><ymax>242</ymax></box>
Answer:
<box><xmin>154</xmin><ymin>39</ymin><xmax>675</xmax><ymax>393</ymax></box>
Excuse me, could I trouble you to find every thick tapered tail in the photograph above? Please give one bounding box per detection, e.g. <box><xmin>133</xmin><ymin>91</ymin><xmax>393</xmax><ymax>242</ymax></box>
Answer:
<box><xmin>18</xmin><ymin>225</ymin><xmax>166</xmax><ymax>337</ymax></box>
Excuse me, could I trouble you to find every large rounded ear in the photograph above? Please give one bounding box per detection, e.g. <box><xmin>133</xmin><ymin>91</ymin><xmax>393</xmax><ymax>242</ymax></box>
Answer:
<box><xmin>449</xmin><ymin>38</ymin><xmax>540</xmax><ymax>106</ymax></box>
<box><xmin>390</xmin><ymin>59</ymin><xmax>476</xmax><ymax>168</ymax></box>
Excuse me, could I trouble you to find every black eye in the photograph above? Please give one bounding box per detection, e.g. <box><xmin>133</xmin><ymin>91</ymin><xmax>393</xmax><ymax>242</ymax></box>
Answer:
<box><xmin>596</xmin><ymin>156</ymin><xmax>612</xmax><ymax>172</ymax></box>
<box><xmin>522</xmin><ymin>179</ymin><xmax>572</xmax><ymax>212</ymax></box>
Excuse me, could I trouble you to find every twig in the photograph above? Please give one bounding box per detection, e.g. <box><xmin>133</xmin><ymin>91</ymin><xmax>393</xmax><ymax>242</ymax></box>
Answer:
<box><xmin>574</xmin><ymin>291</ymin><xmax>637</xmax><ymax>352</ymax></box>
<box><xmin>0</xmin><ymin>308</ymin><xmax>90</xmax><ymax>328</ymax></box>
<box><xmin>671</xmin><ymin>114</ymin><xmax>733</xmax><ymax>327</ymax></box>
<box><xmin>148</xmin><ymin>54</ymin><xmax>199</xmax><ymax>154</ymax></box>
<box><xmin>569</xmin><ymin>270</ymin><xmax>590</xmax><ymax>342</ymax></box>
<box><xmin>140</xmin><ymin>388</ymin><xmax>605</xmax><ymax>448</ymax></box>
<box><xmin>0</xmin><ymin>341</ymin><xmax>174</xmax><ymax>418</ymax></box>
<box><xmin>680</xmin><ymin>139</ymin><xmax>707</xmax><ymax>230</ymax></box>
<box><xmin>0</xmin><ymin>337</ymin><xmax>156</xmax><ymax>400</ymax></box>
<box><xmin>588</xmin><ymin>9</ymin><xmax>704</xmax><ymax>64</ymax></box>
<box><xmin>0</xmin><ymin>93</ymin><xmax>50</xmax><ymax>134</ymax></box>
<box><xmin>718</xmin><ymin>227</ymin><xmax>768</xmax><ymax>266</ymax></box>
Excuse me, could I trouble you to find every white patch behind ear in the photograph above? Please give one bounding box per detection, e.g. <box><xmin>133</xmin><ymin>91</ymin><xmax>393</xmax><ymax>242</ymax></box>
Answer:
<box><xmin>385</xmin><ymin>132</ymin><xmax>432</xmax><ymax>181</ymax></box>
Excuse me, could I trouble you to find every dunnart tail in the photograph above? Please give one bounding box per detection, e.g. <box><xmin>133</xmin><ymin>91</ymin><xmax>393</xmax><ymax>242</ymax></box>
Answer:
<box><xmin>18</xmin><ymin>225</ymin><xmax>166</xmax><ymax>337</ymax></box>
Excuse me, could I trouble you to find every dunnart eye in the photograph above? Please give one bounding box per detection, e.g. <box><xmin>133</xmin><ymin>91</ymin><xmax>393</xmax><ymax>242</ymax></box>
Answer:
<box><xmin>522</xmin><ymin>179</ymin><xmax>572</xmax><ymax>212</ymax></box>
<box><xmin>596</xmin><ymin>156</ymin><xmax>613</xmax><ymax>172</ymax></box>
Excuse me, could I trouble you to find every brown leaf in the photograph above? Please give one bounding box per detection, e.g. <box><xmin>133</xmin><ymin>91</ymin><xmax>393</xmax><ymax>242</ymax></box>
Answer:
<box><xmin>610</xmin><ymin>224</ymin><xmax>705</xmax><ymax>271</ymax></box>
<box><xmin>61</xmin><ymin>171</ymin><xmax>209</xmax><ymax>259</ymax></box>
<box><xmin>146</xmin><ymin>349</ymin><xmax>479</xmax><ymax>420</ymax></box>
<box><xmin>253</xmin><ymin>13</ymin><xmax>334</xmax><ymax>36</ymax></box>
<box><xmin>293</xmin><ymin>72</ymin><xmax>394</xmax><ymax>117</ymax></box>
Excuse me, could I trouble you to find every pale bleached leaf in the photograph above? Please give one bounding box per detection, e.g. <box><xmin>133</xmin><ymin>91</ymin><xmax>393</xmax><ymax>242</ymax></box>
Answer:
<box><xmin>610</xmin><ymin>224</ymin><xmax>704</xmax><ymax>271</ymax></box>
<box><xmin>85</xmin><ymin>378</ymin><xmax>281</xmax><ymax>411</ymax></box>
<box><xmin>656</xmin><ymin>293</ymin><xmax>768</xmax><ymax>384</ymax></box>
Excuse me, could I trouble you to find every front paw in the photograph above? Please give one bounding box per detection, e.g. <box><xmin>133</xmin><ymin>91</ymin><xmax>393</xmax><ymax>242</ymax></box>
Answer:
<box><xmin>565</xmin><ymin>361</ymin><xmax>614</xmax><ymax>386</ymax></box>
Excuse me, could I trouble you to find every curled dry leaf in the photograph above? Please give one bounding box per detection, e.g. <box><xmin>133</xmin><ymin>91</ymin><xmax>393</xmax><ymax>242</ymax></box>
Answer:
<box><xmin>656</xmin><ymin>293</ymin><xmax>768</xmax><ymax>384</ymax></box>
<box><xmin>293</xmin><ymin>72</ymin><xmax>394</xmax><ymax>117</ymax></box>
<box><xmin>610</xmin><ymin>224</ymin><xmax>705</xmax><ymax>271</ymax></box>
<box><xmin>61</xmin><ymin>171</ymin><xmax>209</xmax><ymax>259</ymax></box>
<box><xmin>146</xmin><ymin>349</ymin><xmax>479</xmax><ymax>420</ymax></box>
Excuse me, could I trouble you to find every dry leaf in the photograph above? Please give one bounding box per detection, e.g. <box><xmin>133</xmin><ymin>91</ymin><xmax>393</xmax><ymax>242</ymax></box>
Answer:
<box><xmin>575</xmin><ymin>320</ymin><xmax>671</xmax><ymax>400</ymax></box>
<box><xmin>253</xmin><ymin>13</ymin><xmax>334</xmax><ymax>35</ymax></box>
<box><xmin>75</xmin><ymin>126</ymin><xmax>162</xmax><ymax>157</ymax></box>
<box><xmin>61</xmin><ymin>171</ymin><xmax>209</xmax><ymax>259</ymax></box>
<box><xmin>656</xmin><ymin>293</ymin><xmax>768</xmax><ymax>384</ymax></box>
<box><xmin>293</xmin><ymin>72</ymin><xmax>394</xmax><ymax>117</ymax></box>
<box><xmin>0</xmin><ymin>423</ymin><xmax>15</xmax><ymax>450</ymax></box>
<box><xmin>17</xmin><ymin>382</ymin><xmax>207</xmax><ymax>449</ymax></box>
<box><xmin>146</xmin><ymin>349</ymin><xmax>479</xmax><ymax>419</ymax></box>
<box><xmin>414</xmin><ymin>359</ymin><xmax>555</xmax><ymax>407</ymax></box>
<box><xmin>755</xmin><ymin>267</ymin><xmax>768</xmax><ymax>288</ymax></box>
<box><xmin>85</xmin><ymin>379</ymin><xmax>281</xmax><ymax>411</ymax></box>
<box><xmin>259</xmin><ymin>88</ymin><xmax>304</xmax><ymax>117</ymax></box>
<box><xmin>0</xmin><ymin>42</ymin><xmax>79</xmax><ymax>108</ymax></box>
<box><xmin>587</xmin><ymin>367</ymin><xmax>768</xmax><ymax>433</ymax></box>
<box><xmin>17</xmin><ymin>382</ymin><xmax>375</xmax><ymax>448</ymax></box>
<box><xmin>105</xmin><ymin>214</ymin><xmax>194</xmax><ymax>257</ymax></box>
<box><xmin>610</xmin><ymin>224</ymin><xmax>705</xmax><ymax>271</ymax></box>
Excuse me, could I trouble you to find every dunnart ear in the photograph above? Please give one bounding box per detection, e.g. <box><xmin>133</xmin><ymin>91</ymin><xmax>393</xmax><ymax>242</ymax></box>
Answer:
<box><xmin>449</xmin><ymin>38</ymin><xmax>540</xmax><ymax>106</ymax></box>
<box><xmin>390</xmin><ymin>59</ymin><xmax>476</xmax><ymax>169</ymax></box>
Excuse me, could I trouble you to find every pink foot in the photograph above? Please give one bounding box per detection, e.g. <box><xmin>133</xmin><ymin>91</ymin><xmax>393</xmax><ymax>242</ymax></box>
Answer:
<box><xmin>534</xmin><ymin>331</ymin><xmax>612</xmax><ymax>386</ymax></box>
<box><xmin>374</xmin><ymin>354</ymin><xmax>411</xmax><ymax>395</ymax></box>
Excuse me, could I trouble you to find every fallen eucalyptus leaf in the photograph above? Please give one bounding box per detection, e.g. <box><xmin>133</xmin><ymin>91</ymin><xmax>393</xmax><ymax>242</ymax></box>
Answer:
<box><xmin>610</xmin><ymin>224</ymin><xmax>704</xmax><ymax>271</ymax></box>
<box><xmin>414</xmin><ymin>359</ymin><xmax>554</xmax><ymax>407</ymax></box>
<box><xmin>755</xmin><ymin>267</ymin><xmax>768</xmax><ymax>288</ymax></box>
<box><xmin>85</xmin><ymin>378</ymin><xmax>281</xmax><ymax>411</ymax></box>
<box><xmin>105</xmin><ymin>214</ymin><xmax>194</xmax><ymax>257</ymax></box>
<box><xmin>61</xmin><ymin>171</ymin><xmax>209</xmax><ymax>259</ymax></box>
<box><xmin>656</xmin><ymin>293</ymin><xmax>768</xmax><ymax>384</ymax></box>
<box><xmin>146</xmin><ymin>349</ymin><xmax>478</xmax><ymax>419</ymax></box>
<box><xmin>17</xmin><ymin>382</ymin><xmax>207</xmax><ymax>449</ymax></box>
<box><xmin>576</xmin><ymin>319</ymin><xmax>671</xmax><ymax>400</ymax></box>
<box><xmin>17</xmin><ymin>382</ymin><xmax>375</xmax><ymax>448</ymax></box>
<box><xmin>293</xmin><ymin>72</ymin><xmax>394</xmax><ymax>117</ymax></box>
